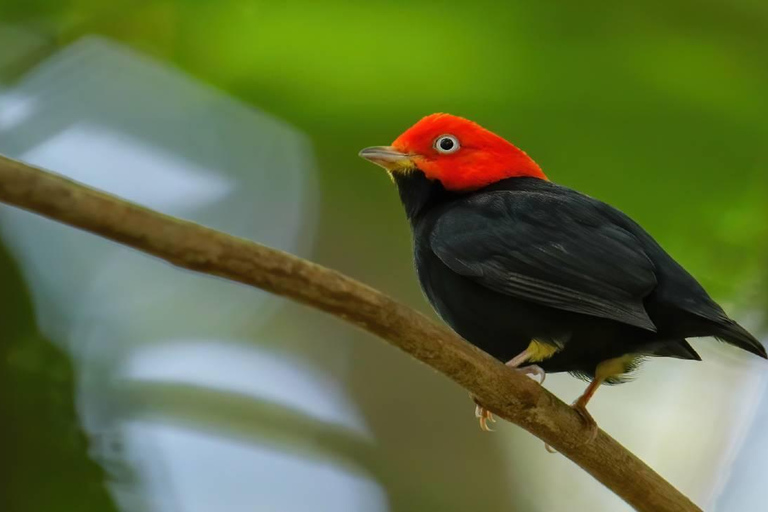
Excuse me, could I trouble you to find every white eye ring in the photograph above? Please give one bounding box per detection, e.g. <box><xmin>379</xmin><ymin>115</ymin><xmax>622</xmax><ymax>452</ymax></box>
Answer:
<box><xmin>434</xmin><ymin>134</ymin><xmax>460</xmax><ymax>154</ymax></box>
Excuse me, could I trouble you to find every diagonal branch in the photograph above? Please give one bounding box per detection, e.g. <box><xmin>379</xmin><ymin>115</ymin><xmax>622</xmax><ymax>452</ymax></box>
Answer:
<box><xmin>0</xmin><ymin>154</ymin><xmax>701</xmax><ymax>512</ymax></box>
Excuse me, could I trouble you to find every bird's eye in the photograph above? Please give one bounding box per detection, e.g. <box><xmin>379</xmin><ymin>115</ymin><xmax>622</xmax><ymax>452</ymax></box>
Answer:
<box><xmin>434</xmin><ymin>135</ymin><xmax>460</xmax><ymax>154</ymax></box>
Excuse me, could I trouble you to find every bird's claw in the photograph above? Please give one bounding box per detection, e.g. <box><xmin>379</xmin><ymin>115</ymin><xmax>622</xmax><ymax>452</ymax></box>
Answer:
<box><xmin>470</xmin><ymin>365</ymin><xmax>547</xmax><ymax>433</ymax></box>
<box><xmin>517</xmin><ymin>364</ymin><xmax>546</xmax><ymax>384</ymax></box>
<box><xmin>571</xmin><ymin>400</ymin><xmax>599</xmax><ymax>444</ymax></box>
<box><xmin>474</xmin><ymin>404</ymin><xmax>496</xmax><ymax>431</ymax></box>
<box><xmin>544</xmin><ymin>400</ymin><xmax>599</xmax><ymax>453</ymax></box>
<box><xmin>543</xmin><ymin>400</ymin><xmax>598</xmax><ymax>453</ymax></box>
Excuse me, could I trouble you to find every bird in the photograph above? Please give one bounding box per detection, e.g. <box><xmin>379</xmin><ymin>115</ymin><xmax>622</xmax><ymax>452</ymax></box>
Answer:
<box><xmin>359</xmin><ymin>113</ymin><xmax>767</xmax><ymax>436</ymax></box>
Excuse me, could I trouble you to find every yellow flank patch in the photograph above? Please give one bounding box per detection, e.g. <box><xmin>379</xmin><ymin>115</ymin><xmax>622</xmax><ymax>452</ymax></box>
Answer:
<box><xmin>527</xmin><ymin>339</ymin><xmax>560</xmax><ymax>362</ymax></box>
<box><xmin>595</xmin><ymin>354</ymin><xmax>639</xmax><ymax>382</ymax></box>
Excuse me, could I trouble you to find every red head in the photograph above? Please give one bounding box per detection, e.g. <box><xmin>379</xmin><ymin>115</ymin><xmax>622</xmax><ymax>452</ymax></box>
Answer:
<box><xmin>360</xmin><ymin>113</ymin><xmax>546</xmax><ymax>191</ymax></box>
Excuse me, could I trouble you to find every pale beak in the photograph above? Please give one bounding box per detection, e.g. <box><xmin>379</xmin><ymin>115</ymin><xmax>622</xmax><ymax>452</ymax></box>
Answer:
<box><xmin>358</xmin><ymin>146</ymin><xmax>415</xmax><ymax>172</ymax></box>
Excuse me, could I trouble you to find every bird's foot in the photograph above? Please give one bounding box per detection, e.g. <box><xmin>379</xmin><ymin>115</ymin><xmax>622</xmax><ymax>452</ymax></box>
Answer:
<box><xmin>471</xmin><ymin>365</ymin><xmax>546</xmax><ymax>432</ymax></box>
<box><xmin>543</xmin><ymin>399</ymin><xmax>599</xmax><ymax>453</ymax></box>
<box><xmin>571</xmin><ymin>399</ymin><xmax>599</xmax><ymax>444</ymax></box>
<box><xmin>474</xmin><ymin>403</ymin><xmax>496</xmax><ymax>432</ymax></box>
<box><xmin>514</xmin><ymin>364</ymin><xmax>546</xmax><ymax>384</ymax></box>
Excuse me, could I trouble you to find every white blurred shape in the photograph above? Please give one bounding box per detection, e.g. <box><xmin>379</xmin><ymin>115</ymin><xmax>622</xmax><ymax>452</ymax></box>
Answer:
<box><xmin>0</xmin><ymin>92</ymin><xmax>38</xmax><ymax>129</ymax></box>
<box><xmin>0</xmin><ymin>36</ymin><xmax>383</xmax><ymax>512</ymax></box>
<box><xmin>123</xmin><ymin>341</ymin><xmax>369</xmax><ymax>436</ymax></box>
<box><xmin>20</xmin><ymin>123</ymin><xmax>234</xmax><ymax>211</ymax></box>
<box><xmin>127</xmin><ymin>422</ymin><xmax>387</xmax><ymax>512</ymax></box>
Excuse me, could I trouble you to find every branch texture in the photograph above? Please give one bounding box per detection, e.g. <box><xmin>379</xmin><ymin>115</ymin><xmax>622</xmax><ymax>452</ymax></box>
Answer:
<box><xmin>0</xmin><ymin>154</ymin><xmax>701</xmax><ymax>512</ymax></box>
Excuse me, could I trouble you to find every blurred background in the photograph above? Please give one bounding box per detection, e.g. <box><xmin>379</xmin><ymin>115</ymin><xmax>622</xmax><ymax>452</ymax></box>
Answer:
<box><xmin>0</xmin><ymin>1</ymin><xmax>766</xmax><ymax>511</ymax></box>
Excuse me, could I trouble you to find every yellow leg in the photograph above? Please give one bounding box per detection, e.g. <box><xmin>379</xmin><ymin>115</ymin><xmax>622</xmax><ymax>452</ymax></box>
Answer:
<box><xmin>474</xmin><ymin>339</ymin><xmax>560</xmax><ymax>432</ymax></box>
<box><xmin>544</xmin><ymin>353</ymin><xmax>640</xmax><ymax>452</ymax></box>
<box><xmin>572</xmin><ymin>354</ymin><xmax>639</xmax><ymax>442</ymax></box>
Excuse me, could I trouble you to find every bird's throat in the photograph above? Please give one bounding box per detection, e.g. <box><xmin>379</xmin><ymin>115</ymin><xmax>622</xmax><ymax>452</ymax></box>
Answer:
<box><xmin>392</xmin><ymin>170</ymin><xmax>454</xmax><ymax>221</ymax></box>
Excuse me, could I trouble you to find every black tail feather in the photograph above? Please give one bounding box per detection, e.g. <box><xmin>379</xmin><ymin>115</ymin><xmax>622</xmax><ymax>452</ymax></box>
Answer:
<box><xmin>715</xmin><ymin>321</ymin><xmax>767</xmax><ymax>359</ymax></box>
<box><xmin>651</xmin><ymin>340</ymin><xmax>702</xmax><ymax>361</ymax></box>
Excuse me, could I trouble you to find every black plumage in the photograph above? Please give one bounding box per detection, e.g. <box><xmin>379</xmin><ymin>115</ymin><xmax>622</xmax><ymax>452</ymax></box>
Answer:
<box><xmin>394</xmin><ymin>171</ymin><xmax>766</xmax><ymax>382</ymax></box>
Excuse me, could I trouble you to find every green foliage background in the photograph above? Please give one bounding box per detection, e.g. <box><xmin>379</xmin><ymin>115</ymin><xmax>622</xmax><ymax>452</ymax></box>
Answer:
<box><xmin>3</xmin><ymin>0</ymin><xmax>766</xmax><ymax>300</ymax></box>
<box><xmin>0</xmin><ymin>1</ymin><xmax>766</xmax><ymax>511</ymax></box>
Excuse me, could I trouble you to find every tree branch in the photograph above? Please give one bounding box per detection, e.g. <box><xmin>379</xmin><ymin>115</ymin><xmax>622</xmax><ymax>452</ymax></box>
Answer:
<box><xmin>0</xmin><ymin>154</ymin><xmax>701</xmax><ymax>512</ymax></box>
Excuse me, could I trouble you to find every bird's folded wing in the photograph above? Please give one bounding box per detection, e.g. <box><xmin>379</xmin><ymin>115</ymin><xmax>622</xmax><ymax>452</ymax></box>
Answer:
<box><xmin>430</xmin><ymin>191</ymin><xmax>658</xmax><ymax>331</ymax></box>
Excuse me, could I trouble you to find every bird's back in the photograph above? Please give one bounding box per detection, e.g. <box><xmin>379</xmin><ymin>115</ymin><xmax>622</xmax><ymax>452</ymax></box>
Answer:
<box><xmin>410</xmin><ymin>176</ymin><xmax>766</xmax><ymax>363</ymax></box>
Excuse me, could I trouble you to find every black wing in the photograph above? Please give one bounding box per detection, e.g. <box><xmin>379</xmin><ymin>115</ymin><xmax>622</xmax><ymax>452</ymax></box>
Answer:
<box><xmin>429</xmin><ymin>190</ymin><xmax>658</xmax><ymax>331</ymax></box>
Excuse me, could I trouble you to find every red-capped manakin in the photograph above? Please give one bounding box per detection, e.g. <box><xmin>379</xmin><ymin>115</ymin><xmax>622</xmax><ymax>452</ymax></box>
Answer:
<box><xmin>359</xmin><ymin>113</ymin><xmax>766</xmax><ymax>436</ymax></box>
